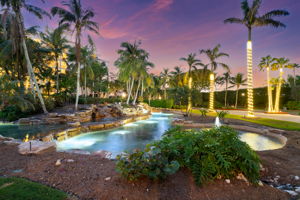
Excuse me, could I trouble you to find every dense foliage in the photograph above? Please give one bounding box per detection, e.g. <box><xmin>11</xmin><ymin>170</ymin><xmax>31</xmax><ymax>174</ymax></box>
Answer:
<box><xmin>149</xmin><ymin>99</ymin><xmax>174</xmax><ymax>108</ymax></box>
<box><xmin>285</xmin><ymin>101</ymin><xmax>300</xmax><ymax>110</ymax></box>
<box><xmin>116</xmin><ymin>126</ymin><xmax>261</xmax><ymax>185</ymax></box>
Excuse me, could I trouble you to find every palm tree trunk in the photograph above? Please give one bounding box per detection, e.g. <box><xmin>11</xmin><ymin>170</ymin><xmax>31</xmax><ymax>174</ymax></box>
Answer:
<box><xmin>274</xmin><ymin>67</ymin><xmax>283</xmax><ymax>112</ymax></box>
<box><xmin>186</xmin><ymin>76</ymin><xmax>192</xmax><ymax>115</ymax></box>
<box><xmin>55</xmin><ymin>55</ymin><xmax>59</xmax><ymax>94</ymax></box>
<box><xmin>246</xmin><ymin>28</ymin><xmax>254</xmax><ymax>116</ymax></box>
<box><xmin>225</xmin><ymin>80</ymin><xmax>228</xmax><ymax>107</ymax></box>
<box><xmin>15</xmin><ymin>10</ymin><xmax>47</xmax><ymax>113</ymax></box>
<box><xmin>133</xmin><ymin>78</ymin><xmax>141</xmax><ymax>105</ymax></box>
<box><xmin>209</xmin><ymin>73</ymin><xmax>214</xmax><ymax>112</ymax></box>
<box><xmin>235</xmin><ymin>87</ymin><xmax>239</xmax><ymax>108</ymax></box>
<box><xmin>267</xmin><ymin>67</ymin><xmax>273</xmax><ymax>112</ymax></box>
<box><xmin>126</xmin><ymin>77</ymin><xmax>134</xmax><ymax>104</ymax></box>
<box><xmin>141</xmin><ymin>81</ymin><xmax>144</xmax><ymax>99</ymax></box>
<box><xmin>75</xmin><ymin>31</ymin><xmax>81</xmax><ymax>111</ymax></box>
<box><xmin>84</xmin><ymin>65</ymin><xmax>87</xmax><ymax>102</ymax></box>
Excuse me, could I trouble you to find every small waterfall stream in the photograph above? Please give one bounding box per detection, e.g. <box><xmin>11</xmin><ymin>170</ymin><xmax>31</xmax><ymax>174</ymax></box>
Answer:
<box><xmin>215</xmin><ymin>117</ymin><xmax>221</xmax><ymax>128</ymax></box>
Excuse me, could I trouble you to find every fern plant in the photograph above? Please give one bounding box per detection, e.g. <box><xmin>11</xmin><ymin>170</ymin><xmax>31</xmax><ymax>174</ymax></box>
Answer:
<box><xmin>116</xmin><ymin>126</ymin><xmax>261</xmax><ymax>185</ymax></box>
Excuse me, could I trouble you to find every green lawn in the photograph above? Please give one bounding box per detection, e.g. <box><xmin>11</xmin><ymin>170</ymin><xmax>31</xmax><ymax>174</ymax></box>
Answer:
<box><xmin>0</xmin><ymin>177</ymin><xmax>67</xmax><ymax>200</ymax></box>
<box><xmin>188</xmin><ymin>109</ymin><xmax>300</xmax><ymax>131</ymax></box>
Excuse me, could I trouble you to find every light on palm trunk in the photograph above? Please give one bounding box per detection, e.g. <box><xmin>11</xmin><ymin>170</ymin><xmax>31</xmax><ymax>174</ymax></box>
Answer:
<box><xmin>247</xmin><ymin>41</ymin><xmax>254</xmax><ymax>117</ymax></box>
<box><xmin>209</xmin><ymin>73</ymin><xmax>214</xmax><ymax>112</ymax></box>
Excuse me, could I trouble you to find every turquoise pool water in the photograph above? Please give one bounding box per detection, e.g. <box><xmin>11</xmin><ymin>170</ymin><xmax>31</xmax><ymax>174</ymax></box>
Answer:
<box><xmin>57</xmin><ymin>113</ymin><xmax>284</xmax><ymax>157</ymax></box>
<box><xmin>0</xmin><ymin>123</ymin><xmax>67</xmax><ymax>139</ymax></box>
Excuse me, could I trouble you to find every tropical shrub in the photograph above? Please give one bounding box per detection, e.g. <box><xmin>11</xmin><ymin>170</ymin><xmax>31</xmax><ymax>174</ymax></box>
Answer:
<box><xmin>116</xmin><ymin>126</ymin><xmax>260</xmax><ymax>185</ymax></box>
<box><xmin>199</xmin><ymin>109</ymin><xmax>207</xmax><ymax>117</ymax></box>
<box><xmin>285</xmin><ymin>101</ymin><xmax>300</xmax><ymax>110</ymax></box>
<box><xmin>216</xmin><ymin>110</ymin><xmax>228</xmax><ymax>120</ymax></box>
<box><xmin>150</xmin><ymin>99</ymin><xmax>174</xmax><ymax>108</ymax></box>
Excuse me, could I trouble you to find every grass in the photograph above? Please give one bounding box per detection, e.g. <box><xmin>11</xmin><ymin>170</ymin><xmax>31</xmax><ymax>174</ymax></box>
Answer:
<box><xmin>0</xmin><ymin>177</ymin><xmax>67</xmax><ymax>200</ymax></box>
<box><xmin>188</xmin><ymin>109</ymin><xmax>300</xmax><ymax>131</ymax></box>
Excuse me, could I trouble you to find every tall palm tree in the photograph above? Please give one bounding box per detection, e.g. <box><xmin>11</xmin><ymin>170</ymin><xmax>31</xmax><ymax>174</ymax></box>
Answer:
<box><xmin>160</xmin><ymin>68</ymin><xmax>171</xmax><ymax>99</ymax></box>
<box><xmin>40</xmin><ymin>26</ymin><xmax>69</xmax><ymax>94</ymax></box>
<box><xmin>0</xmin><ymin>0</ymin><xmax>50</xmax><ymax>113</ymax></box>
<box><xmin>170</xmin><ymin>66</ymin><xmax>183</xmax><ymax>87</ymax></box>
<box><xmin>52</xmin><ymin>0</ymin><xmax>99</xmax><ymax>111</ymax></box>
<box><xmin>200</xmin><ymin>44</ymin><xmax>229</xmax><ymax>112</ymax></box>
<box><xmin>224</xmin><ymin>0</ymin><xmax>289</xmax><ymax>116</ymax></box>
<box><xmin>271</xmin><ymin>57</ymin><xmax>292</xmax><ymax>112</ymax></box>
<box><xmin>230</xmin><ymin>73</ymin><xmax>247</xmax><ymax>108</ymax></box>
<box><xmin>222</xmin><ymin>72</ymin><xmax>231</xmax><ymax>107</ymax></box>
<box><xmin>258</xmin><ymin>55</ymin><xmax>275</xmax><ymax>112</ymax></box>
<box><xmin>115</xmin><ymin>41</ymin><xmax>153</xmax><ymax>105</ymax></box>
<box><xmin>180</xmin><ymin>53</ymin><xmax>202</xmax><ymax>115</ymax></box>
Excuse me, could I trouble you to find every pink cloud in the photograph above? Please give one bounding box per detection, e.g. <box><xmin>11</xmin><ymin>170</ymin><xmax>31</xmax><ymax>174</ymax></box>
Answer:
<box><xmin>152</xmin><ymin>0</ymin><xmax>174</xmax><ymax>10</ymax></box>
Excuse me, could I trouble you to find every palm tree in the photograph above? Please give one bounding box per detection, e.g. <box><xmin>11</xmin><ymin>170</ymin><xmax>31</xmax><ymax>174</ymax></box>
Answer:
<box><xmin>115</xmin><ymin>41</ymin><xmax>153</xmax><ymax>105</ymax></box>
<box><xmin>160</xmin><ymin>68</ymin><xmax>171</xmax><ymax>99</ymax></box>
<box><xmin>224</xmin><ymin>0</ymin><xmax>289</xmax><ymax>116</ymax></box>
<box><xmin>200</xmin><ymin>44</ymin><xmax>229</xmax><ymax>112</ymax></box>
<box><xmin>52</xmin><ymin>0</ymin><xmax>99</xmax><ymax>111</ymax></box>
<box><xmin>40</xmin><ymin>26</ymin><xmax>69</xmax><ymax>94</ymax></box>
<box><xmin>0</xmin><ymin>0</ymin><xmax>50</xmax><ymax>113</ymax></box>
<box><xmin>229</xmin><ymin>73</ymin><xmax>247</xmax><ymax>108</ymax></box>
<box><xmin>180</xmin><ymin>53</ymin><xmax>202</xmax><ymax>115</ymax></box>
<box><xmin>222</xmin><ymin>72</ymin><xmax>231</xmax><ymax>107</ymax></box>
<box><xmin>170</xmin><ymin>66</ymin><xmax>183</xmax><ymax>87</ymax></box>
<box><xmin>258</xmin><ymin>55</ymin><xmax>275</xmax><ymax>112</ymax></box>
<box><xmin>271</xmin><ymin>57</ymin><xmax>292</xmax><ymax>112</ymax></box>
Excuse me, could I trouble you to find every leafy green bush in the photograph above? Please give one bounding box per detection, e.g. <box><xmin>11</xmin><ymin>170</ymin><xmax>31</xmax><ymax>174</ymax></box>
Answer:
<box><xmin>150</xmin><ymin>99</ymin><xmax>174</xmax><ymax>108</ymax></box>
<box><xmin>0</xmin><ymin>106</ymin><xmax>28</xmax><ymax>121</ymax></box>
<box><xmin>286</xmin><ymin>101</ymin><xmax>300</xmax><ymax>110</ymax></box>
<box><xmin>216</xmin><ymin>111</ymin><xmax>228</xmax><ymax>120</ymax></box>
<box><xmin>116</xmin><ymin>126</ymin><xmax>260</xmax><ymax>185</ymax></box>
<box><xmin>199</xmin><ymin>109</ymin><xmax>207</xmax><ymax>117</ymax></box>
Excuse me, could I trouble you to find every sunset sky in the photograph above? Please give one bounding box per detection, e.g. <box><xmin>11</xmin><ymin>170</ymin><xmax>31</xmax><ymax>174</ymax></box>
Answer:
<box><xmin>24</xmin><ymin>0</ymin><xmax>300</xmax><ymax>88</ymax></box>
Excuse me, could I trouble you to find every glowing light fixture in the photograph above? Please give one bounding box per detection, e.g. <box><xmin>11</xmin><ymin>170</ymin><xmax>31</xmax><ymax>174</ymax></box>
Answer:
<box><xmin>246</xmin><ymin>41</ymin><xmax>254</xmax><ymax>117</ymax></box>
<box><xmin>209</xmin><ymin>73</ymin><xmax>215</xmax><ymax>112</ymax></box>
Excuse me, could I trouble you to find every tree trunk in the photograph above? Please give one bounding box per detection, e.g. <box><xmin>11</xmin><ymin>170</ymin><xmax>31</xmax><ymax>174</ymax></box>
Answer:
<box><xmin>84</xmin><ymin>65</ymin><xmax>87</xmax><ymax>102</ymax></box>
<box><xmin>267</xmin><ymin>67</ymin><xmax>273</xmax><ymax>112</ymax></box>
<box><xmin>224</xmin><ymin>80</ymin><xmax>228</xmax><ymax>107</ymax></box>
<box><xmin>133</xmin><ymin>78</ymin><xmax>141</xmax><ymax>105</ymax></box>
<box><xmin>274</xmin><ymin>67</ymin><xmax>283</xmax><ymax>112</ymax></box>
<box><xmin>55</xmin><ymin>55</ymin><xmax>59</xmax><ymax>94</ymax></box>
<box><xmin>75</xmin><ymin>31</ymin><xmax>81</xmax><ymax>111</ymax></box>
<box><xmin>208</xmin><ymin>73</ymin><xmax>214</xmax><ymax>112</ymax></box>
<box><xmin>15</xmin><ymin>10</ymin><xmax>47</xmax><ymax>113</ymax></box>
<box><xmin>126</xmin><ymin>77</ymin><xmax>134</xmax><ymax>104</ymax></box>
<box><xmin>141</xmin><ymin>81</ymin><xmax>144</xmax><ymax>99</ymax></box>
<box><xmin>235</xmin><ymin>87</ymin><xmax>239</xmax><ymax>108</ymax></box>
<box><xmin>246</xmin><ymin>28</ymin><xmax>254</xmax><ymax>116</ymax></box>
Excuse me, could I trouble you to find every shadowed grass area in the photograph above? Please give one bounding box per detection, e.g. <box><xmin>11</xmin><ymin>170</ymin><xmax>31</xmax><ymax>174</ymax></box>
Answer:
<box><xmin>0</xmin><ymin>177</ymin><xmax>67</xmax><ymax>200</ymax></box>
<box><xmin>188</xmin><ymin>109</ymin><xmax>300</xmax><ymax>131</ymax></box>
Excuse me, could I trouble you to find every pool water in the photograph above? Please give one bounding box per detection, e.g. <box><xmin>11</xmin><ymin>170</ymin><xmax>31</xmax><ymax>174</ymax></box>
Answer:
<box><xmin>57</xmin><ymin>113</ymin><xmax>284</xmax><ymax>157</ymax></box>
<box><xmin>0</xmin><ymin>123</ymin><xmax>67</xmax><ymax>139</ymax></box>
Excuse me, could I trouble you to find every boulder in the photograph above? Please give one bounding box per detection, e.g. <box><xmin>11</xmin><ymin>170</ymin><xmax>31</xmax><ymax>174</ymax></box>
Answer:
<box><xmin>18</xmin><ymin>118</ymin><xmax>31</xmax><ymax>124</ymax></box>
<box><xmin>18</xmin><ymin>140</ymin><xmax>56</xmax><ymax>155</ymax></box>
<box><xmin>92</xmin><ymin>150</ymin><xmax>112</xmax><ymax>159</ymax></box>
<box><xmin>68</xmin><ymin>122</ymin><xmax>81</xmax><ymax>127</ymax></box>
